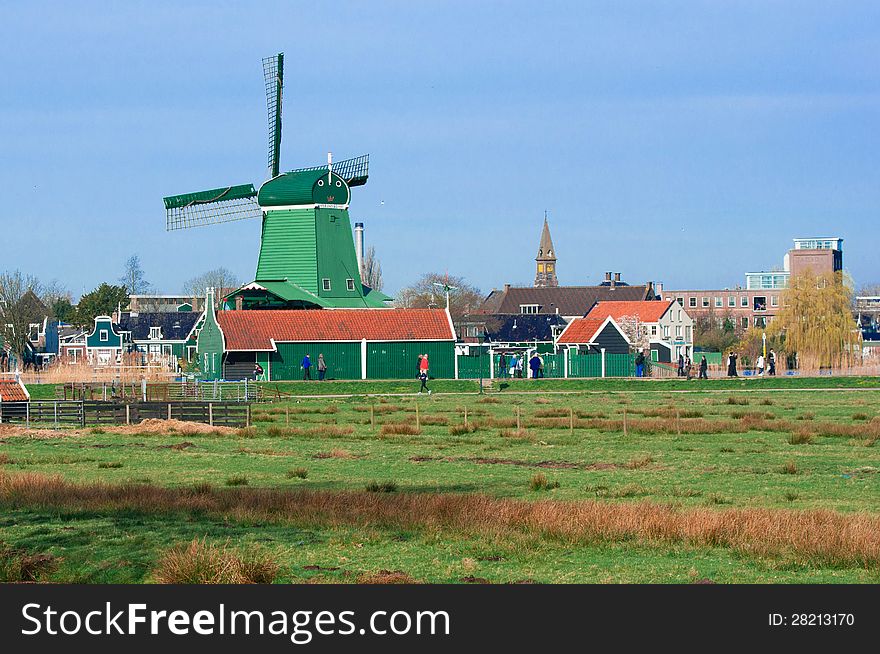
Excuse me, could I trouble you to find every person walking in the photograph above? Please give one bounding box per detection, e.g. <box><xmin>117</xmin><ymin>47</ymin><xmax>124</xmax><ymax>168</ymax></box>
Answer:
<box><xmin>727</xmin><ymin>352</ymin><xmax>738</xmax><ymax>377</ymax></box>
<box><xmin>768</xmin><ymin>349</ymin><xmax>777</xmax><ymax>376</ymax></box>
<box><xmin>528</xmin><ymin>353</ymin><xmax>540</xmax><ymax>379</ymax></box>
<box><xmin>301</xmin><ymin>353</ymin><xmax>312</xmax><ymax>380</ymax></box>
<box><xmin>756</xmin><ymin>353</ymin><xmax>765</xmax><ymax>376</ymax></box>
<box><xmin>677</xmin><ymin>353</ymin><xmax>685</xmax><ymax>377</ymax></box>
<box><xmin>498</xmin><ymin>352</ymin><xmax>507</xmax><ymax>378</ymax></box>
<box><xmin>418</xmin><ymin>354</ymin><xmax>431</xmax><ymax>394</ymax></box>
<box><xmin>317</xmin><ymin>353</ymin><xmax>327</xmax><ymax>381</ymax></box>
<box><xmin>685</xmin><ymin>354</ymin><xmax>693</xmax><ymax>380</ymax></box>
<box><xmin>538</xmin><ymin>354</ymin><xmax>545</xmax><ymax>378</ymax></box>
<box><xmin>508</xmin><ymin>354</ymin><xmax>517</xmax><ymax>378</ymax></box>
<box><xmin>515</xmin><ymin>356</ymin><xmax>524</xmax><ymax>378</ymax></box>
<box><xmin>699</xmin><ymin>355</ymin><xmax>708</xmax><ymax>379</ymax></box>
<box><xmin>253</xmin><ymin>362</ymin><xmax>264</xmax><ymax>381</ymax></box>
<box><xmin>635</xmin><ymin>350</ymin><xmax>645</xmax><ymax>378</ymax></box>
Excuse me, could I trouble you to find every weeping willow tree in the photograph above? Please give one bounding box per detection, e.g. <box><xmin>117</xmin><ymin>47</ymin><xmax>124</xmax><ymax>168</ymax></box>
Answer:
<box><xmin>770</xmin><ymin>272</ymin><xmax>861</xmax><ymax>370</ymax></box>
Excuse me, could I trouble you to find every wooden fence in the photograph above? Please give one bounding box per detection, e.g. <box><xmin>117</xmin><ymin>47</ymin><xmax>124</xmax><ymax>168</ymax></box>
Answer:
<box><xmin>56</xmin><ymin>380</ymin><xmax>261</xmax><ymax>403</ymax></box>
<box><xmin>0</xmin><ymin>400</ymin><xmax>250</xmax><ymax>428</ymax></box>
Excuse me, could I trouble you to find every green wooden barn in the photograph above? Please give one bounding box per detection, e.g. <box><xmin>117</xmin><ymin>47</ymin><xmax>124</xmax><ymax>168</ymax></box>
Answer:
<box><xmin>196</xmin><ymin>307</ymin><xmax>456</xmax><ymax>381</ymax></box>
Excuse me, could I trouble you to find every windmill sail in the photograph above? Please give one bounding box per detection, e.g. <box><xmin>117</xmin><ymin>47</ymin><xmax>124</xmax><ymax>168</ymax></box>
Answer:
<box><xmin>288</xmin><ymin>154</ymin><xmax>370</xmax><ymax>187</ymax></box>
<box><xmin>164</xmin><ymin>183</ymin><xmax>260</xmax><ymax>231</ymax></box>
<box><xmin>263</xmin><ymin>53</ymin><xmax>283</xmax><ymax>179</ymax></box>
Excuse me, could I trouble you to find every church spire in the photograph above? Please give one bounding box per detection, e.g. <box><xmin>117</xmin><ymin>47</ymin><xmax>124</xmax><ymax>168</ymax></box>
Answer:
<box><xmin>534</xmin><ymin>213</ymin><xmax>558</xmax><ymax>287</ymax></box>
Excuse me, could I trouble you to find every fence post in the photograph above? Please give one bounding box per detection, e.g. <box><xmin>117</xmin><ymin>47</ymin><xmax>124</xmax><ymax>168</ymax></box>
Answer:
<box><xmin>26</xmin><ymin>401</ymin><xmax>29</xmax><ymax>428</ymax></box>
<box><xmin>563</xmin><ymin>349</ymin><xmax>569</xmax><ymax>378</ymax></box>
<box><xmin>209</xmin><ymin>403</ymin><xmax>214</xmax><ymax>426</ymax></box>
<box><xmin>126</xmin><ymin>404</ymin><xmax>130</xmax><ymax>425</ymax></box>
<box><xmin>246</xmin><ymin>404</ymin><xmax>251</xmax><ymax>428</ymax></box>
<box><xmin>489</xmin><ymin>349</ymin><xmax>494</xmax><ymax>380</ymax></box>
<box><xmin>454</xmin><ymin>350</ymin><xmax>459</xmax><ymax>380</ymax></box>
<box><xmin>361</xmin><ymin>339</ymin><xmax>368</xmax><ymax>380</ymax></box>
<box><xmin>167</xmin><ymin>403</ymin><xmax>172</xmax><ymax>420</ymax></box>
<box><xmin>601</xmin><ymin>348</ymin><xmax>606</xmax><ymax>378</ymax></box>
<box><xmin>80</xmin><ymin>401</ymin><xmax>85</xmax><ymax>428</ymax></box>
<box><xmin>54</xmin><ymin>401</ymin><xmax>58</xmax><ymax>428</ymax></box>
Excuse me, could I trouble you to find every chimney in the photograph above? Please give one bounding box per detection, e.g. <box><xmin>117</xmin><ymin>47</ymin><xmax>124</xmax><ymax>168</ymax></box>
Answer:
<box><xmin>235</xmin><ymin>295</ymin><xmax>243</xmax><ymax>311</ymax></box>
<box><xmin>605</xmin><ymin>271</ymin><xmax>612</xmax><ymax>283</ymax></box>
<box><xmin>614</xmin><ymin>272</ymin><xmax>621</xmax><ymax>283</ymax></box>
<box><xmin>656</xmin><ymin>282</ymin><xmax>664</xmax><ymax>296</ymax></box>
<box><xmin>504</xmin><ymin>284</ymin><xmax>510</xmax><ymax>293</ymax></box>
<box><xmin>354</xmin><ymin>222</ymin><xmax>365</xmax><ymax>279</ymax></box>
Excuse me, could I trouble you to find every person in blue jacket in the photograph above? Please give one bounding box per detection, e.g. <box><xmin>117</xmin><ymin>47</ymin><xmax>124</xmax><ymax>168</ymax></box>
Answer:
<box><xmin>302</xmin><ymin>354</ymin><xmax>312</xmax><ymax>380</ymax></box>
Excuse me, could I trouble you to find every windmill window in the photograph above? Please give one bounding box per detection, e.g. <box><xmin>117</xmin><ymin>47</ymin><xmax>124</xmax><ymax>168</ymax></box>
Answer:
<box><xmin>317</xmin><ymin>179</ymin><xmax>324</xmax><ymax>186</ymax></box>
<box><xmin>346</xmin><ymin>279</ymin><xmax>355</xmax><ymax>291</ymax></box>
<box><xmin>335</xmin><ymin>180</ymin><xmax>342</xmax><ymax>187</ymax></box>
<box><xmin>322</xmin><ymin>279</ymin><xmax>332</xmax><ymax>291</ymax></box>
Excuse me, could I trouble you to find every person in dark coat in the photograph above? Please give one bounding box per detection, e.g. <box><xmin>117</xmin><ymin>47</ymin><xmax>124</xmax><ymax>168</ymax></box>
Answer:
<box><xmin>317</xmin><ymin>353</ymin><xmax>327</xmax><ymax>381</ymax></box>
<box><xmin>418</xmin><ymin>369</ymin><xmax>431</xmax><ymax>394</ymax></box>
<box><xmin>498</xmin><ymin>352</ymin><xmax>507</xmax><ymax>376</ymax></box>
<box><xmin>699</xmin><ymin>355</ymin><xmax>708</xmax><ymax>379</ymax></box>
<box><xmin>677</xmin><ymin>353</ymin><xmax>685</xmax><ymax>377</ymax></box>
<box><xmin>528</xmin><ymin>354</ymin><xmax>541</xmax><ymax>379</ymax></box>
<box><xmin>635</xmin><ymin>351</ymin><xmax>646</xmax><ymax>377</ymax></box>
<box><xmin>768</xmin><ymin>349</ymin><xmax>777</xmax><ymax>376</ymax></box>
<box><xmin>727</xmin><ymin>352</ymin><xmax>738</xmax><ymax>377</ymax></box>
<box><xmin>302</xmin><ymin>354</ymin><xmax>312</xmax><ymax>380</ymax></box>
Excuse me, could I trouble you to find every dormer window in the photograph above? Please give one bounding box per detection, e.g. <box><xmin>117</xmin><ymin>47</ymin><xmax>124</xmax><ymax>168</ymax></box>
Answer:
<box><xmin>346</xmin><ymin>278</ymin><xmax>356</xmax><ymax>291</ymax></box>
<box><xmin>150</xmin><ymin>327</ymin><xmax>161</xmax><ymax>340</ymax></box>
<box><xmin>322</xmin><ymin>279</ymin><xmax>331</xmax><ymax>291</ymax></box>
<box><xmin>520</xmin><ymin>304</ymin><xmax>540</xmax><ymax>314</ymax></box>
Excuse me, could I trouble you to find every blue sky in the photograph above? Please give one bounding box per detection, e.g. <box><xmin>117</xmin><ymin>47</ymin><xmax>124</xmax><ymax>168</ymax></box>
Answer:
<box><xmin>2</xmin><ymin>1</ymin><xmax>878</xmax><ymax>299</ymax></box>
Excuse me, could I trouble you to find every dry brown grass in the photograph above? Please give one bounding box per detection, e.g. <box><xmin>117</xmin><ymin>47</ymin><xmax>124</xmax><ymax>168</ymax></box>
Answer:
<box><xmin>449</xmin><ymin>424</ymin><xmax>478</xmax><ymax>436</ymax></box>
<box><xmin>152</xmin><ymin>538</ymin><xmax>278</xmax><ymax>584</ymax></box>
<box><xmin>379</xmin><ymin>423</ymin><xmax>421</xmax><ymax>436</ymax></box>
<box><xmin>0</xmin><ymin>543</ymin><xmax>57</xmax><ymax>582</ymax></box>
<box><xmin>625</xmin><ymin>455</ymin><xmax>655</xmax><ymax>470</ymax></box>
<box><xmin>420</xmin><ymin>415</ymin><xmax>449</xmax><ymax>426</ymax></box>
<box><xmin>4</xmin><ymin>472</ymin><xmax>879</xmax><ymax>567</ymax></box>
<box><xmin>0</xmin><ymin>453</ymin><xmax>10</xmax><ymax>465</ymax></box>
<box><xmin>313</xmin><ymin>448</ymin><xmax>357</xmax><ymax>459</ymax></box>
<box><xmin>357</xmin><ymin>569</ymin><xmax>418</xmax><ymax>584</ymax></box>
<box><xmin>266</xmin><ymin>425</ymin><xmax>354</xmax><ymax>438</ymax></box>
<box><xmin>354</xmin><ymin>405</ymin><xmax>404</xmax><ymax>414</ymax></box>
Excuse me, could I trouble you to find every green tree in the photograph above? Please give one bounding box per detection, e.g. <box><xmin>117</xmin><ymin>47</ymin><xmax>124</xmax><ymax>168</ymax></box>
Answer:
<box><xmin>74</xmin><ymin>283</ymin><xmax>129</xmax><ymax>326</ymax></box>
<box><xmin>0</xmin><ymin>270</ymin><xmax>43</xmax><ymax>367</ymax></box>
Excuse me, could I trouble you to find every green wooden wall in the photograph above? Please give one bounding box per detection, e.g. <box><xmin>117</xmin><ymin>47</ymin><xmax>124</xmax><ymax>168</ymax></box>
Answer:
<box><xmin>367</xmin><ymin>341</ymin><xmax>454</xmax><ymax>379</ymax></box>
<box><xmin>270</xmin><ymin>342</ymin><xmax>362</xmax><ymax>380</ymax></box>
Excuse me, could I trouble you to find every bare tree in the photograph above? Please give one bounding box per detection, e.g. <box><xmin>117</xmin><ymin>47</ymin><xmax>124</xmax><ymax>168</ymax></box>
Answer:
<box><xmin>397</xmin><ymin>273</ymin><xmax>482</xmax><ymax>322</ymax></box>
<box><xmin>120</xmin><ymin>255</ymin><xmax>150</xmax><ymax>295</ymax></box>
<box><xmin>0</xmin><ymin>270</ymin><xmax>43</xmax><ymax>369</ymax></box>
<box><xmin>361</xmin><ymin>246</ymin><xmax>383</xmax><ymax>291</ymax></box>
<box><xmin>183</xmin><ymin>267</ymin><xmax>241</xmax><ymax>299</ymax></box>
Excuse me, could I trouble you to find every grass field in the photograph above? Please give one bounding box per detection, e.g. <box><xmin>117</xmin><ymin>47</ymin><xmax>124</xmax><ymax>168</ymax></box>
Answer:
<box><xmin>2</xmin><ymin>378</ymin><xmax>879</xmax><ymax>584</ymax></box>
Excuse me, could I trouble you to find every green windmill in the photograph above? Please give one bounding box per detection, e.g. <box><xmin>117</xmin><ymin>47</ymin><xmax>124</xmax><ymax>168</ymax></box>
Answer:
<box><xmin>163</xmin><ymin>53</ymin><xmax>391</xmax><ymax>310</ymax></box>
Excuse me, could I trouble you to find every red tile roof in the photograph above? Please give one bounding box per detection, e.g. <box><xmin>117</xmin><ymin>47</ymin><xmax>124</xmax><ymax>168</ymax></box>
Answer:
<box><xmin>586</xmin><ymin>300</ymin><xmax>673</xmax><ymax>323</ymax></box>
<box><xmin>0</xmin><ymin>378</ymin><xmax>29</xmax><ymax>402</ymax></box>
<box><xmin>218</xmin><ymin>309</ymin><xmax>455</xmax><ymax>351</ymax></box>
<box><xmin>556</xmin><ymin>317</ymin><xmax>608</xmax><ymax>344</ymax></box>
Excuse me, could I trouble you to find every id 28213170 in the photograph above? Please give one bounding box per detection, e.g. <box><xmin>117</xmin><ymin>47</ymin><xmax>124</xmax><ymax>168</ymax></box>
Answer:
<box><xmin>769</xmin><ymin>613</ymin><xmax>855</xmax><ymax>627</ymax></box>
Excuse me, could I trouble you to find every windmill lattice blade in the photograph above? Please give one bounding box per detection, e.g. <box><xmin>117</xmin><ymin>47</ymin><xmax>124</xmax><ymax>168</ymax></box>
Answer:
<box><xmin>288</xmin><ymin>154</ymin><xmax>370</xmax><ymax>187</ymax></box>
<box><xmin>164</xmin><ymin>184</ymin><xmax>260</xmax><ymax>231</ymax></box>
<box><xmin>263</xmin><ymin>53</ymin><xmax>283</xmax><ymax>179</ymax></box>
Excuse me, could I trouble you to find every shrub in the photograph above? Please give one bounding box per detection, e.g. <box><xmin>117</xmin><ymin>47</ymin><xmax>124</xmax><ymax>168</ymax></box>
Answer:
<box><xmin>379</xmin><ymin>423</ymin><xmax>421</xmax><ymax>436</ymax></box>
<box><xmin>287</xmin><ymin>467</ymin><xmax>308</xmax><ymax>479</ymax></box>
<box><xmin>529</xmin><ymin>473</ymin><xmax>560</xmax><ymax>491</ymax></box>
<box><xmin>625</xmin><ymin>455</ymin><xmax>654</xmax><ymax>469</ymax></box>
<box><xmin>365</xmin><ymin>480</ymin><xmax>398</xmax><ymax>493</ymax></box>
<box><xmin>225</xmin><ymin>474</ymin><xmax>249</xmax><ymax>486</ymax></box>
<box><xmin>152</xmin><ymin>539</ymin><xmax>278</xmax><ymax>584</ymax></box>
<box><xmin>788</xmin><ymin>431</ymin><xmax>813</xmax><ymax>445</ymax></box>
<box><xmin>0</xmin><ymin>544</ymin><xmax>57</xmax><ymax>582</ymax></box>
<box><xmin>780</xmin><ymin>460</ymin><xmax>798</xmax><ymax>475</ymax></box>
